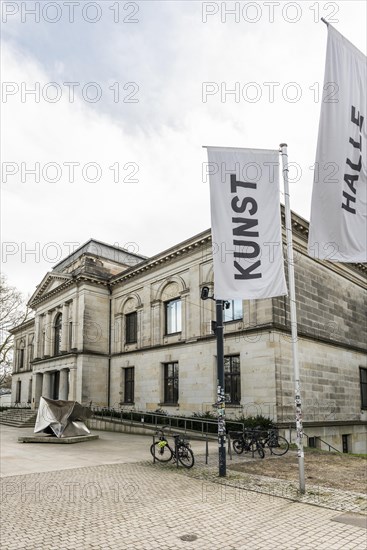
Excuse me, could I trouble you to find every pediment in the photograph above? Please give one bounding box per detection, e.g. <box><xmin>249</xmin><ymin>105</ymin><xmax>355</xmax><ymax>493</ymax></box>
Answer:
<box><xmin>28</xmin><ymin>273</ymin><xmax>73</xmax><ymax>306</ymax></box>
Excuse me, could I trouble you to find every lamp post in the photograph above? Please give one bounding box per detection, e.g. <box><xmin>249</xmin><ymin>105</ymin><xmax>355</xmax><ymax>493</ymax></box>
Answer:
<box><xmin>201</xmin><ymin>287</ymin><xmax>227</xmax><ymax>477</ymax></box>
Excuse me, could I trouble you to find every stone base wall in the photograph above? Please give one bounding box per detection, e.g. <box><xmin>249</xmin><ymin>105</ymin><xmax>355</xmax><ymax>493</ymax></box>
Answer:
<box><xmin>274</xmin><ymin>333</ymin><xmax>366</xmax><ymax>423</ymax></box>
<box><xmin>80</xmin><ymin>355</ymin><xmax>109</xmax><ymax>406</ymax></box>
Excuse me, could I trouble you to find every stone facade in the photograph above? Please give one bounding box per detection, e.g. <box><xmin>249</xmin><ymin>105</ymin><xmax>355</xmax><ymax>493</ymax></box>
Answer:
<box><xmin>10</xmin><ymin>216</ymin><xmax>367</xmax><ymax>453</ymax></box>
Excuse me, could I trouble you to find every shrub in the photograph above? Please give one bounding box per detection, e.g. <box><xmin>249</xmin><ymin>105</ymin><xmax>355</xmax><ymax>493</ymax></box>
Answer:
<box><xmin>234</xmin><ymin>414</ymin><xmax>275</xmax><ymax>429</ymax></box>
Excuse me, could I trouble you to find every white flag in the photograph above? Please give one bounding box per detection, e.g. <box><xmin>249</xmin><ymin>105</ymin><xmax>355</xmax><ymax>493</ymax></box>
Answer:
<box><xmin>308</xmin><ymin>25</ymin><xmax>367</xmax><ymax>262</ymax></box>
<box><xmin>206</xmin><ymin>147</ymin><xmax>287</xmax><ymax>300</ymax></box>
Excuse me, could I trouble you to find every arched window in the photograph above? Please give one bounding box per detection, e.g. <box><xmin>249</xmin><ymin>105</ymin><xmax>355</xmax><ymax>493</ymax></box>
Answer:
<box><xmin>54</xmin><ymin>313</ymin><xmax>62</xmax><ymax>355</ymax></box>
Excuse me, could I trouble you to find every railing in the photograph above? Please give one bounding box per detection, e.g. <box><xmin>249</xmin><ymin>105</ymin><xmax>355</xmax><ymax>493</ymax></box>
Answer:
<box><xmin>310</xmin><ymin>434</ymin><xmax>341</xmax><ymax>453</ymax></box>
<box><xmin>286</xmin><ymin>425</ymin><xmax>341</xmax><ymax>453</ymax></box>
<box><xmin>90</xmin><ymin>406</ymin><xmax>245</xmax><ymax>437</ymax></box>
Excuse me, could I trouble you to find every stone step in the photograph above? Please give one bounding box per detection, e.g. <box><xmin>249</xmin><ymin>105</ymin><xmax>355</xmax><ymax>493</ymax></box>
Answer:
<box><xmin>0</xmin><ymin>409</ymin><xmax>37</xmax><ymax>428</ymax></box>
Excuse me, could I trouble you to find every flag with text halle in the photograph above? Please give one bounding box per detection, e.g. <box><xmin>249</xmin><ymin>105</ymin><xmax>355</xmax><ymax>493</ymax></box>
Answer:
<box><xmin>308</xmin><ymin>24</ymin><xmax>367</xmax><ymax>262</ymax></box>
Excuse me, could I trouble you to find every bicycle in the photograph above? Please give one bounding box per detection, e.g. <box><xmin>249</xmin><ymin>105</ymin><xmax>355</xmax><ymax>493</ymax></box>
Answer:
<box><xmin>232</xmin><ymin>429</ymin><xmax>265</xmax><ymax>459</ymax></box>
<box><xmin>259</xmin><ymin>427</ymin><xmax>289</xmax><ymax>456</ymax></box>
<box><xmin>150</xmin><ymin>427</ymin><xmax>195</xmax><ymax>468</ymax></box>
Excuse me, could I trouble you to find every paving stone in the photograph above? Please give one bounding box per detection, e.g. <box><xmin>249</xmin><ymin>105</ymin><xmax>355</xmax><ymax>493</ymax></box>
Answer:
<box><xmin>1</xmin><ymin>426</ymin><xmax>366</xmax><ymax>549</ymax></box>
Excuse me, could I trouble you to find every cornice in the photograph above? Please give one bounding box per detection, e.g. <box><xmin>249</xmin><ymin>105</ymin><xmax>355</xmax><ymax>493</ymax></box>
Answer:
<box><xmin>110</xmin><ymin>231</ymin><xmax>212</xmax><ymax>286</ymax></box>
<box><xmin>29</xmin><ymin>278</ymin><xmax>75</xmax><ymax>308</ymax></box>
<box><xmin>110</xmin><ymin>211</ymin><xmax>365</xmax><ymax>289</ymax></box>
<box><xmin>10</xmin><ymin>318</ymin><xmax>35</xmax><ymax>334</ymax></box>
<box><xmin>29</xmin><ymin>274</ymin><xmax>110</xmax><ymax>308</ymax></box>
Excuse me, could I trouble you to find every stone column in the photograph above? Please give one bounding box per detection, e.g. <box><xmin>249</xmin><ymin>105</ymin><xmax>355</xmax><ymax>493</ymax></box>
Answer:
<box><xmin>34</xmin><ymin>316</ymin><xmax>41</xmax><ymax>360</ymax></box>
<box><xmin>137</xmin><ymin>306</ymin><xmax>144</xmax><ymax>348</ymax></box>
<box><xmin>44</xmin><ymin>312</ymin><xmax>51</xmax><ymax>357</ymax></box>
<box><xmin>151</xmin><ymin>301</ymin><xmax>161</xmax><ymax>346</ymax></box>
<box><xmin>60</xmin><ymin>303</ymin><xmax>69</xmax><ymax>353</ymax></box>
<box><xmin>114</xmin><ymin>314</ymin><xmax>123</xmax><ymax>353</ymax></box>
<box><xmin>70</xmin><ymin>299</ymin><xmax>77</xmax><ymax>349</ymax></box>
<box><xmin>59</xmin><ymin>369</ymin><xmax>69</xmax><ymax>400</ymax></box>
<box><xmin>33</xmin><ymin>373</ymin><xmax>43</xmax><ymax>409</ymax></box>
<box><xmin>180</xmin><ymin>291</ymin><xmax>189</xmax><ymax>340</ymax></box>
<box><xmin>42</xmin><ymin>372</ymin><xmax>52</xmax><ymax>398</ymax></box>
<box><xmin>68</xmin><ymin>368</ymin><xmax>77</xmax><ymax>400</ymax></box>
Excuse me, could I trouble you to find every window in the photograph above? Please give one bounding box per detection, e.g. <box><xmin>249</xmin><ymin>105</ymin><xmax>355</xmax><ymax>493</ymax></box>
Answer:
<box><xmin>165</xmin><ymin>298</ymin><xmax>182</xmax><ymax>334</ymax></box>
<box><xmin>18</xmin><ymin>339</ymin><xmax>25</xmax><ymax>369</ymax></box>
<box><xmin>224</xmin><ymin>300</ymin><xmax>242</xmax><ymax>323</ymax></box>
<box><xmin>18</xmin><ymin>349</ymin><xmax>25</xmax><ymax>370</ymax></box>
<box><xmin>125</xmin><ymin>312</ymin><xmax>137</xmax><ymax>344</ymax></box>
<box><xmin>28</xmin><ymin>335</ymin><xmax>34</xmax><ymax>365</ymax></box>
<box><xmin>54</xmin><ymin>313</ymin><xmax>62</xmax><ymax>355</ymax></box>
<box><xmin>124</xmin><ymin>367</ymin><xmax>135</xmax><ymax>403</ymax></box>
<box><xmin>224</xmin><ymin>355</ymin><xmax>241</xmax><ymax>404</ymax></box>
<box><xmin>360</xmin><ymin>367</ymin><xmax>367</xmax><ymax>410</ymax></box>
<box><xmin>164</xmin><ymin>362</ymin><xmax>179</xmax><ymax>404</ymax></box>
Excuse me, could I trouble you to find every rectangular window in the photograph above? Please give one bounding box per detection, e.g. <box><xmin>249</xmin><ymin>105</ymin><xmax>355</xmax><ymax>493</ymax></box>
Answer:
<box><xmin>165</xmin><ymin>298</ymin><xmax>182</xmax><ymax>334</ymax></box>
<box><xmin>125</xmin><ymin>312</ymin><xmax>137</xmax><ymax>344</ymax></box>
<box><xmin>124</xmin><ymin>367</ymin><xmax>135</xmax><ymax>404</ymax></box>
<box><xmin>360</xmin><ymin>367</ymin><xmax>367</xmax><ymax>410</ymax></box>
<box><xmin>224</xmin><ymin>300</ymin><xmax>243</xmax><ymax>323</ymax></box>
<box><xmin>164</xmin><ymin>362</ymin><xmax>179</xmax><ymax>404</ymax></box>
<box><xmin>19</xmin><ymin>349</ymin><xmax>24</xmax><ymax>369</ymax></box>
<box><xmin>224</xmin><ymin>355</ymin><xmax>241</xmax><ymax>404</ymax></box>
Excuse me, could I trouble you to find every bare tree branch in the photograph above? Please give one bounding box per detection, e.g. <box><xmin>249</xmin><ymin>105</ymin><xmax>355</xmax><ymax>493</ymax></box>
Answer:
<box><xmin>0</xmin><ymin>275</ymin><xmax>32</xmax><ymax>386</ymax></box>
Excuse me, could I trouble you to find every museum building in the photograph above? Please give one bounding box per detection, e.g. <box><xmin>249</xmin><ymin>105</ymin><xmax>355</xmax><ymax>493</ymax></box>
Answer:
<box><xmin>10</xmin><ymin>210</ymin><xmax>367</xmax><ymax>452</ymax></box>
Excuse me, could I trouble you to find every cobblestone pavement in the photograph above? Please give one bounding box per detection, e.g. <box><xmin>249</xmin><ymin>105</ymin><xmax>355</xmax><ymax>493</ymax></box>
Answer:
<box><xmin>1</xmin><ymin>455</ymin><xmax>366</xmax><ymax>550</ymax></box>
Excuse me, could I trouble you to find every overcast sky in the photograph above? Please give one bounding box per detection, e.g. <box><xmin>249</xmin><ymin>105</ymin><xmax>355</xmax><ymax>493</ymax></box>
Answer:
<box><xmin>1</xmin><ymin>0</ymin><xmax>366</xmax><ymax>297</ymax></box>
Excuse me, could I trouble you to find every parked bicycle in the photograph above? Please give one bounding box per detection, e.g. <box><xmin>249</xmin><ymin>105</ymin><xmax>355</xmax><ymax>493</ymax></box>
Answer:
<box><xmin>231</xmin><ymin>429</ymin><xmax>265</xmax><ymax>459</ymax></box>
<box><xmin>150</xmin><ymin>427</ymin><xmax>195</xmax><ymax>468</ymax></box>
<box><xmin>259</xmin><ymin>427</ymin><xmax>289</xmax><ymax>456</ymax></box>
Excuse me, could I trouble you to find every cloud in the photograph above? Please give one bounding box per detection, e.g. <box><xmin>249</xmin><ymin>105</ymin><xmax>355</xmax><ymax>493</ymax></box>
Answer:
<box><xmin>1</xmin><ymin>1</ymin><xmax>366</xmax><ymax>295</ymax></box>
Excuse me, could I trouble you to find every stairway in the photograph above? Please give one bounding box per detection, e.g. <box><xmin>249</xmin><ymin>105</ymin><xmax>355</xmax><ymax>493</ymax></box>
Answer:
<box><xmin>0</xmin><ymin>408</ymin><xmax>37</xmax><ymax>428</ymax></box>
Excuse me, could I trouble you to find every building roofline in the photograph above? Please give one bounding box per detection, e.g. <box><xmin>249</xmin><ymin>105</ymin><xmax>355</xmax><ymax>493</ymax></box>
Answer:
<box><xmin>110</xmin><ymin>227</ymin><xmax>211</xmax><ymax>285</ymax></box>
<box><xmin>110</xmin><ymin>209</ymin><xmax>366</xmax><ymax>286</ymax></box>
<box><xmin>9</xmin><ymin>317</ymin><xmax>35</xmax><ymax>334</ymax></box>
<box><xmin>52</xmin><ymin>238</ymin><xmax>147</xmax><ymax>271</ymax></box>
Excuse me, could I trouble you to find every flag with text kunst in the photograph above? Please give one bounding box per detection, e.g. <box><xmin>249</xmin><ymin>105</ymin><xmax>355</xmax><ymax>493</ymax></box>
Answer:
<box><xmin>207</xmin><ymin>147</ymin><xmax>287</xmax><ymax>300</ymax></box>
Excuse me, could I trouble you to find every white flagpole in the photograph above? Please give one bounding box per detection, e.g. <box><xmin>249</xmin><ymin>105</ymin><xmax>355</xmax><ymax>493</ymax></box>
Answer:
<box><xmin>279</xmin><ymin>143</ymin><xmax>305</xmax><ymax>494</ymax></box>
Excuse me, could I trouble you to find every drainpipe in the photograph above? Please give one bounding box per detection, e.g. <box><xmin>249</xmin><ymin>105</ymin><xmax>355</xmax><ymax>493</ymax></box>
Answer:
<box><xmin>107</xmin><ymin>284</ymin><xmax>112</xmax><ymax>407</ymax></box>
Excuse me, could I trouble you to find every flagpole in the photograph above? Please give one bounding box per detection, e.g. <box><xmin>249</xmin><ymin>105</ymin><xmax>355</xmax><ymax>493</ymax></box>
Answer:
<box><xmin>279</xmin><ymin>143</ymin><xmax>305</xmax><ymax>494</ymax></box>
<box><xmin>216</xmin><ymin>300</ymin><xmax>226</xmax><ymax>477</ymax></box>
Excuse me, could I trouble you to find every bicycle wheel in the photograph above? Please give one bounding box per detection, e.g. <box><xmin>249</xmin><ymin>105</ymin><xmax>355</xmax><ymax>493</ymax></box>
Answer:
<box><xmin>232</xmin><ymin>439</ymin><xmax>244</xmax><ymax>454</ymax></box>
<box><xmin>256</xmin><ymin>442</ymin><xmax>265</xmax><ymax>459</ymax></box>
<box><xmin>150</xmin><ymin>441</ymin><xmax>173</xmax><ymax>462</ymax></box>
<box><xmin>177</xmin><ymin>444</ymin><xmax>195</xmax><ymax>468</ymax></box>
<box><xmin>269</xmin><ymin>435</ymin><xmax>289</xmax><ymax>456</ymax></box>
<box><xmin>246</xmin><ymin>441</ymin><xmax>265</xmax><ymax>459</ymax></box>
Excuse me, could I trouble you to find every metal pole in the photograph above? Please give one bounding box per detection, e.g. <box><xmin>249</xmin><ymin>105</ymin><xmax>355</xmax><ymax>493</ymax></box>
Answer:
<box><xmin>216</xmin><ymin>300</ymin><xmax>226</xmax><ymax>477</ymax></box>
<box><xmin>279</xmin><ymin>143</ymin><xmax>305</xmax><ymax>494</ymax></box>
